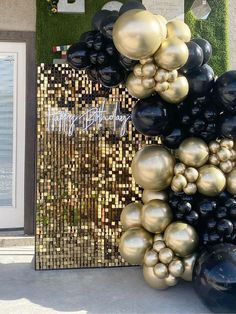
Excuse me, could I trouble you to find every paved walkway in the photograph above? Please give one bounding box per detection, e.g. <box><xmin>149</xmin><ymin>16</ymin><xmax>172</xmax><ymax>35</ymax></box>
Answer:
<box><xmin>0</xmin><ymin>246</ymin><xmax>210</xmax><ymax>314</ymax></box>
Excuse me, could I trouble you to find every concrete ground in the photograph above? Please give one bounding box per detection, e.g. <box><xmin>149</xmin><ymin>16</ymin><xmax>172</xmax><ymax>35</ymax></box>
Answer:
<box><xmin>0</xmin><ymin>246</ymin><xmax>211</xmax><ymax>314</ymax></box>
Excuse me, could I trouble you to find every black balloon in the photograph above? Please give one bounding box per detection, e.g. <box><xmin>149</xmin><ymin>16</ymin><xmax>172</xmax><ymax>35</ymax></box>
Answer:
<box><xmin>119</xmin><ymin>0</ymin><xmax>146</xmax><ymax>15</ymax></box>
<box><xmin>100</xmin><ymin>12</ymin><xmax>119</xmax><ymax>39</ymax></box>
<box><xmin>186</xmin><ymin>64</ymin><xmax>215</xmax><ymax>97</ymax></box>
<box><xmin>193</xmin><ymin>244</ymin><xmax>236</xmax><ymax>313</ymax></box>
<box><xmin>163</xmin><ymin>128</ymin><xmax>186</xmax><ymax>149</ymax></box>
<box><xmin>213</xmin><ymin>71</ymin><xmax>236</xmax><ymax>113</ymax></box>
<box><xmin>192</xmin><ymin>38</ymin><xmax>212</xmax><ymax>64</ymax></box>
<box><xmin>180</xmin><ymin>41</ymin><xmax>204</xmax><ymax>73</ymax></box>
<box><xmin>98</xmin><ymin>63</ymin><xmax>125</xmax><ymax>88</ymax></box>
<box><xmin>80</xmin><ymin>31</ymin><xmax>99</xmax><ymax>48</ymax></box>
<box><xmin>131</xmin><ymin>95</ymin><xmax>175</xmax><ymax>137</ymax></box>
<box><xmin>219</xmin><ymin>114</ymin><xmax>236</xmax><ymax>139</ymax></box>
<box><xmin>92</xmin><ymin>10</ymin><xmax>111</xmax><ymax>31</ymax></box>
<box><xmin>87</xmin><ymin>68</ymin><xmax>100</xmax><ymax>82</ymax></box>
<box><xmin>119</xmin><ymin>55</ymin><xmax>137</xmax><ymax>71</ymax></box>
<box><xmin>67</xmin><ymin>42</ymin><xmax>90</xmax><ymax>70</ymax></box>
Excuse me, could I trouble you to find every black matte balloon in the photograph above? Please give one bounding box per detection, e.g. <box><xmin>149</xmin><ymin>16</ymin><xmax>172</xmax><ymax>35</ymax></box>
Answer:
<box><xmin>163</xmin><ymin>128</ymin><xmax>186</xmax><ymax>149</ymax></box>
<box><xmin>93</xmin><ymin>33</ymin><xmax>106</xmax><ymax>51</ymax></box>
<box><xmin>86</xmin><ymin>68</ymin><xmax>100</xmax><ymax>83</ymax></box>
<box><xmin>180</xmin><ymin>41</ymin><xmax>204</xmax><ymax>73</ymax></box>
<box><xmin>119</xmin><ymin>0</ymin><xmax>146</xmax><ymax>15</ymax></box>
<box><xmin>193</xmin><ymin>244</ymin><xmax>236</xmax><ymax>313</ymax></box>
<box><xmin>192</xmin><ymin>38</ymin><xmax>212</xmax><ymax>64</ymax></box>
<box><xmin>100</xmin><ymin>12</ymin><xmax>119</xmax><ymax>39</ymax></box>
<box><xmin>80</xmin><ymin>31</ymin><xmax>98</xmax><ymax>49</ymax></box>
<box><xmin>219</xmin><ymin>114</ymin><xmax>236</xmax><ymax>139</ymax></box>
<box><xmin>213</xmin><ymin>71</ymin><xmax>236</xmax><ymax>113</ymax></box>
<box><xmin>131</xmin><ymin>95</ymin><xmax>175</xmax><ymax>137</ymax></box>
<box><xmin>92</xmin><ymin>10</ymin><xmax>111</xmax><ymax>31</ymax></box>
<box><xmin>105</xmin><ymin>42</ymin><xmax>118</xmax><ymax>56</ymax></box>
<box><xmin>67</xmin><ymin>42</ymin><xmax>91</xmax><ymax>70</ymax></box>
<box><xmin>186</xmin><ymin>64</ymin><xmax>215</xmax><ymax>97</ymax></box>
<box><xmin>98</xmin><ymin>63</ymin><xmax>125</xmax><ymax>88</ymax></box>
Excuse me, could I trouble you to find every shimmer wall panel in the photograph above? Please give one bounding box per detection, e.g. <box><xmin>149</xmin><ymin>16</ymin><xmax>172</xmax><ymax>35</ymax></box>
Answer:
<box><xmin>36</xmin><ymin>64</ymin><xmax>156</xmax><ymax>270</ymax></box>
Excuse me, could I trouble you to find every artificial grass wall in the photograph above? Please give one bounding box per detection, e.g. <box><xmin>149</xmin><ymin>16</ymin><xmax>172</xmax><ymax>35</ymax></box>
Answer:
<box><xmin>37</xmin><ymin>0</ymin><xmax>229</xmax><ymax>75</ymax></box>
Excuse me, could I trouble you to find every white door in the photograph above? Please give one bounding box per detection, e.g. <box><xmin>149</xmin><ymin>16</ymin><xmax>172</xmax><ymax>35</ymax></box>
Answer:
<box><xmin>0</xmin><ymin>42</ymin><xmax>26</xmax><ymax>229</ymax></box>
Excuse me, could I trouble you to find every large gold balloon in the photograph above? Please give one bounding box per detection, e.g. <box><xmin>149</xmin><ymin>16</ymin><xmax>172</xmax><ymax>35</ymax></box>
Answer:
<box><xmin>120</xmin><ymin>202</ymin><xmax>142</xmax><ymax>231</ymax></box>
<box><xmin>126</xmin><ymin>73</ymin><xmax>154</xmax><ymax>99</ymax></box>
<box><xmin>131</xmin><ymin>145</ymin><xmax>175</xmax><ymax>191</ymax></box>
<box><xmin>142</xmin><ymin>190</ymin><xmax>168</xmax><ymax>204</ymax></box>
<box><xmin>141</xmin><ymin>199</ymin><xmax>173</xmax><ymax>233</ymax></box>
<box><xmin>143</xmin><ymin>265</ymin><xmax>168</xmax><ymax>289</ymax></box>
<box><xmin>154</xmin><ymin>37</ymin><xmax>189</xmax><ymax>71</ymax></box>
<box><xmin>227</xmin><ymin>168</ymin><xmax>236</xmax><ymax>195</ymax></box>
<box><xmin>164</xmin><ymin>222</ymin><xmax>199</xmax><ymax>257</ymax></box>
<box><xmin>197</xmin><ymin>165</ymin><xmax>226</xmax><ymax>196</ymax></box>
<box><xmin>158</xmin><ymin>76</ymin><xmax>189</xmax><ymax>104</ymax></box>
<box><xmin>119</xmin><ymin>227</ymin><xmax>153</xmax><ymax>265</ymax></box>
<box><xmin>178</xmin><ymin>137</ymin><xmax>209</xmax><ymax>167</ymax></box>
<box><xmin>181</xmin><ymin>253</ymin><xmax>197</xmax><ymax>281</ymax></box>
<box><xmin>113</xmin><ymin>9</ymin><xmax>162</xmax><ymax>60</ymax></box>
<box><xmin>166</xmin><ymin>20</ymin><xmax>191</xmax><ymax>42</ymax></box>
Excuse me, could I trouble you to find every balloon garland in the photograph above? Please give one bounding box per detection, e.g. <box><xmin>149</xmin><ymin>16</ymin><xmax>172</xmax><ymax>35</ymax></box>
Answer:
<box><xmin>66</xmin><ymin>1</ymin><xmax>236</xmax><ymax>312</ymax></box>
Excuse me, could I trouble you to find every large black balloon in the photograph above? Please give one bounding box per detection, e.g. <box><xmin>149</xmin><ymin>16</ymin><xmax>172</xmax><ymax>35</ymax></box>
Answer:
<box><xmin>100</xmin><ymin>12</ymin><xmax>119</xmax><ymax>39</ymax></box>
<box><xmin>180</xmin><ymin>41</ymin><xmax>204</xmax><ymax>73</ymax></box>
<box><xmin>67</xmin><ymin>42</ymin><xmax>90</xmax><ymax>70</ymax></box>
<box><xmin>213</xmin><ymin>71</ymin><xmax>236</xmax><ymax>113</ymax></box>
<box><xmin>186</xmin><ymin>64</ymin><xmax>215</xmax><ymax>97</ymax></box>
<box><xmin>131</xmin><ymin>95</ymin><xmax>175</xmax><ymax>137</ymax></box>
<box><xmin>193</xmin><ymin>244</ymin><xmax>236</xmax><ymax>313</ymax></box>
<box><xmin>163</xmin><ymin>128</ymin><xmax>186</xmax><ymax>149</ymax></box>
<box><xmin>192</xmin><ymin>38</ymin><xmax>212</xmax><ymax>64</ymax></box>
<box><xmin>119</xmin><ymin>0</ymin><xmax>146</xmax><ymax>15</ymax></box>
<box><xmin>219</xmin><ymin>114</ymin><xmax>236</xmax><ymax>139</ymax></box>
<box><xmin>92</xmin><ymin>10</ymin><xmax>111</xmax><ymax>31</ymax></box>
<box><xmin>98</xmin><ymin>63</ymin><xmax>125</xmax><ymax>88</ymax></box>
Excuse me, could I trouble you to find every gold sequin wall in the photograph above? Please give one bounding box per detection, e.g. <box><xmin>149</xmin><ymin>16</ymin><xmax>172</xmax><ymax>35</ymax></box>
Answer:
<box><xmin>36</xmin><ymin>64</ymin><xmax>157</xmax><ymax>270</ymax></box>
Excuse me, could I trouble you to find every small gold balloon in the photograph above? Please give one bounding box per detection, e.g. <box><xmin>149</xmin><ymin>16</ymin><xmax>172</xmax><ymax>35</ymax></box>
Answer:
<box><xmin>159</xmin><ymin>247</ymin><xmax>174</xmax><ymax>264</ymax></box>
<box><xmin>140</xmin><ymin>57</ymin><xmax>153</xmax><ymax>65</ymax></box>
<box><xmin>120</xmin><ymin>202</ymin><xmax>142</xmax><ymax>230</ymax></box>
<box><xmin>181</xmin><ymin>253</ymin><xmax>197</xmax><ymax>281</ymax></box>
<box><xmin>165</xmin><ymin>274</ymin><xmax>179</xmax><ymax>287</ymax></box>
<box><xmin>113</xmin><ymin>9</ymin><xmax>163</xmax><ymax>60</ymax></box>
<box><xmin>142</xmin><ymin>62</ymin><xmax>157</xmax><ymax>78</ymax></box>
<box><xmin>131</xmin><ymin>145</ymin><xmax>175</xmax><ymax>191</ymax></box>
<box><xmin>220</xmin><ymin>139</ymin><xmax>234</xmax><ymax>149</ymax></box>
<box><xmin>167</xmin><ymin>70</ymin><xmax>178</xmax><ymax>82</ymax></box>
<box><xmin>155</xmin><ymin>82</ymin><xmax>170</xmax><ymax>93</ymax></box>
<box><xmin>142</xmin><ymin>190</ymin><xmax>168</xmax><ymax>204</ymax></box>
<box><xmin>174</xmin><ymin>163</ymin><xmax>186</xmax><ymax>175</ymax></box>
<box><xmin>154</xmin><ymin>15</ymin><xmax>167</xmax><ymax>41</ymax></box>
<box><xmin>154</xmin><ymin>69</ymin><xmax>169</xmax><ymax>83</ymax></box>
<box><xmin>144</xmin><ymin>249</ymin><xmax>159</xmax><ymax>267</ymax></box>
<box><xmin>197</xmin><ymin>165</ymin><xmax>226</xmax><ymax>196</ymax></box>
<box><xmin>230</xmin><ymin>149</ymin><xmax>236</xmax><ymax>161</ymax></box>
<box><xmin>171</xmin><ymin>174</ymin><xmax>187</xmax><ymax>190</ymax></box>
<box><xmin>154</xmin><ymin>234</ymin><xmax>164</xmax><ymax>242</ymax></box>
<box><xmin>126</xmin><ymin>73</ymin><xmax>154</xmax><ymax>99</ymax></box>
<box><xmin>153</xmin><ymin>240</ymin><xmax>166</xmax><ymax>252</ymax></box>
<box><xmin>178</xmin><ymin>137</ymin><xmax>209</xmax><ymax>167</ymax></box>
<box><xmin>227</xmin><ymin>168</ymin><xmax>236</xmax><ymax>195</ymax></box>
<box><xmin>154</xmin><ymin>263</ymin><xmax>169</xmax><ymax>279</ymax></box>
<box><xmin>217</xmin><ymin>148</ymin><xmax>231</xmax><ymax>162</ymax></box>
<box><xmin>209</xmin><ymin>154</ymin><xmax>220</xmax><ymax>166</ymax></box>
<box><xmin>183</xmin><ymin>183</ymin><xmax>197</xmax><ymax>195</ymax></box>
<box><xmin>119</xmin><ymin>227</ymin><xmax>153</xmax><ymax>265</ymax></box>
<box><xmin>169</xmin><ymin>259</ymin><xmax>184</xmax><ymax>277</ymax></box>
<box><xmin>142</xmin><ymin>78</ymin><xmax>156</xmax><ymax>89</ymax></box>
<box><xmin>141</xmin><ymin>199</ymin><xmax>173</xmax><ymax>233</ymax></box>
<box><xmin>158</xmin><ymin>76</ymin><xmax>189</xmax><ymax>104</ymax></box>
<box><xmin>154</xmin><ymin>37</ymin><xmax>189</xmax><ymax>71</ymax></box>
<box><xmin>164</xmin><ymin>222</ymin><xmax>199</xmax><ymax>257</ymax></box>
<box><xmin>133</xmin><ymin>64</ymin><xmax>143</xmax><ymax>77</ymax></box>
<box><xmin>209</xmin><ymin>141</ymin><xmax>220</xmax><ymax>154</ymax></box>
<box><xmin>166</xmin><ymin>20</ymin><xmax>191</xmax><ymax>42</ymax></box>
<box><xmin>143</xmin><ymin>265</ymin><xmax>168</xmax><ymax>289</ymax></box>
<box><xmin>185</xmin><ymin>167</ymin><xmax>199</xmax><ymax>182</ymax></box>
<box><xmin>220</xmin><ymin>160</ymin><xmax>233</xmax><ymax>173</ymax></box>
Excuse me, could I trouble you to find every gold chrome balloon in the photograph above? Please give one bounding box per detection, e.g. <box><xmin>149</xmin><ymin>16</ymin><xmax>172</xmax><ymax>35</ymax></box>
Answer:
<box><xmin>167</xmin><ymin>70</ymin><xmax>178</xmax><ymax>82</ymax></box>
<box><xmin>185</xmin><ymin>167</ymin><xmax>199</xmax><ymax>183</ymax></box>
<box><xmin>143</xmin><ymin>265</ymin><xmax>168</xmax><ymax>289</ymax></box>
<box><xmin>227</xmin><ymin>168</ymin><xmax>236</xmax><ymax>195</ymax></box>
<box><xmin>183</xmin><ymin>183</ymin><xmax>197</xmax><ymax>195</ymax></box>
<box><xmin>142</xmin><ymin>78</ymin><xmax>156</xmax><ymax>89</ymax></box>
<box><xmin>144</xmin><ymin>249</ymin><xmax>159</xmax><ymax>267</ymax></box>
<box><xmin>168</xmin><ymin>259</ymin><xmax>184</xmax><ymax>277</ymax></box>
<box><xmin>181</xmin><ymin>253</ymin><xmax>197</xmax><ymax>281</ymax></box>
<box><xmin>142</xmin><ymin>190</ymin><xmax>168</xmax><ymax>204</ymax></box>
<box><xmin>159</xmin><ymin>247</ymin><xmax>174</xmax><ymax>264</ymax></box>
<box><xmin>220</xmin><ymin>139</ymin><xmax>234</xmax><ymax>149</ymax></box>
<box><xmin>153</xmin><ymin>240</ymin><xmax>166</xmax><ymax>252</ymax></box>
<box><xmin>209</xmin><ymin>141</ymin><xmax>220</xmax><ymax>154</ymax></box>
<box><xmin>209</xmin><ymin>154</ymin><xmax>220</xmax><ymax>166</ymax></box>
<box><xmin>154</xmin><ymin>234</ymin><xmax>164</xmax><ymax>242</ymax></box>
<box><xmin>165</xmin><ymin>274</ymin><xmax>178</xmax><ymax>287</ymax></box>
<box><xmin>133</xmin><ymin>64</ymin><xmax>143</xmax><ymax>77</ymax></box>
<box><xmin>158</xmin><ymin>76</ymin><xmax>189</xmax><ymax>104</ymax></box>
<box><xmin>113</xmin><ymin>9</ymin><xmax>162</xmax><ymax>60</ymax></box>
<box><xmin>140</xmin><ymin>57</ymin><xmax>154</xmax><ymax>65</ymax></box>
<box><xmin>141</xmin><ymin>199</ymin><xmax>173</xmax><ymax>233</ymax></box>
<box><xmin>154</xmin><ymin>37</ymin><xmax>189</xmax><ymax>71</ymax></box>
<box><xmin>155</xmin><ymin>82</ymin><xmax>170</xmax><ymax>93</ymax></box>
<box><xmin>154</xmin><ymin>263</ymin><xmax>169</xmax><ymax>279</ymax></box>
<box><xmin>120</xmin><ymin>202</ymin><xmax>142</xmax><ymax>230</ymax></box>
<box><xmin>126</xmin><ymin>73</ymin><xmax>154</xmax><ymax>99</ymax></box>
<box><xmin>178</xmin><ymin>138</ymin><xmax>209</xmax><ymax>167</ymax></box>
<box><xmin>142</xmin><ymin>62</ymin><xmax>157</xmax><ymax>78</ymax></box>
<box><xmin>154</xmin><ymin>15</ymin><xmax>167</xmax><ymax>41</ymax></box>
<box><xmin>220</xmin><ymin>160</ymin><xmax>233</xmax><ymax>174</ymax></box>
<box><xmin>197</xmin><ymin>165</ymin><xmax>226</xmax><ymax>196</ymax></box>
<box><xmin>131</xmin><ymin>145</ymin><xmax>175</xmax><ymax>191</ymax></box>
<box><xmin>164</xmin><ymin>222</ymin><xmax>199</xmax><ymax>257</ymax></box>
<box><xmin>166</xmin><ymin>20</ymin><xmax>191</xmax><ymax>42</ymax></box>
<box><xmin>154</xmin><ymin>69</ymin><xmax>169</xmax><ymax>83</ymax></box>
<box><xmin>119</xmin><ymin>227</ymin><xmax>153</xmax><ymax>265</ymax></box>
<box><xmin>174</xmin><ymin>163</ymin><xmax>186</xmax><ymax>175</ymax></box>
<box><xmin>171</xmin><ymin>174</ymin><xmax>187</xmax><ymax>191</ymax></box>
